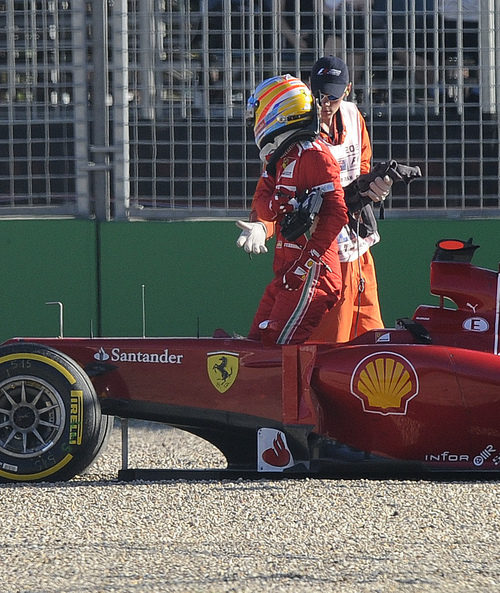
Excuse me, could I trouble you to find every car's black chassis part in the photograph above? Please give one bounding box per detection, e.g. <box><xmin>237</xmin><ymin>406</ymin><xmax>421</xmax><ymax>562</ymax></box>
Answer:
<box><xmin>115</xmin><ymin>419</ymin><xmax>498</xmax><ymax>483</ymax></box>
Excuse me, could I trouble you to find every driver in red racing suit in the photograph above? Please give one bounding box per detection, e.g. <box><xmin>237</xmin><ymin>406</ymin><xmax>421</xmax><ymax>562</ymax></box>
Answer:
<box><xmin>243</xmin><ymin>75</ymin><xmax>348</xmax><ymax>345</ymax></box>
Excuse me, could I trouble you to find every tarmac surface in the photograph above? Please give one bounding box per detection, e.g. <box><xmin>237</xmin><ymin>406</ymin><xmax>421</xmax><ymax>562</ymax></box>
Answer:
<box><xmin>1</xmin><ymin>420</ymin><xmax>499</xmax><ymax>593</ymax></box>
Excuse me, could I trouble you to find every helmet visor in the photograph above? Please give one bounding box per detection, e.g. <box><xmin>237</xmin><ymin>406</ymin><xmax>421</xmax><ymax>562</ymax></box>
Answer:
<box><xmin>246</xmin><ymin>94</ymin><xmax>259</xmax><ymax>127</ymax></box>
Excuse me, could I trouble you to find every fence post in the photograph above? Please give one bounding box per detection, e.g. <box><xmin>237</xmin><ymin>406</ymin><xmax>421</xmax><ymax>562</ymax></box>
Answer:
<box><xmin>480</xmin><ymin>0</ymin><xmax>497</xmax><ymax>114</ymax></box>
<box><xmin>91</xmin><ymin>0</ymin><xmax>111</xmax><ymax>222</ymax></box>
<box><xmin>111</xmin><ymin>0</ymin><xmax>131</xmax><ymax>220</ymax></box>
<box><xmin>72</xmin><ymin>3</ymin><xmax>91</xmax><ymax>218</ymax></box>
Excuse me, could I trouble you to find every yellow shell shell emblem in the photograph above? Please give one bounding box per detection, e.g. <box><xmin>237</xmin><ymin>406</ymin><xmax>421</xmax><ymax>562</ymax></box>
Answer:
<box><xmin>350</xmin><ymin>352</ymin><xmax>419</xmax><ymax>415</ymax></box>
<box><xmin>207</xmin><ymin>351</ymin><xmax>239</xmax><ymax>394</ymax></box>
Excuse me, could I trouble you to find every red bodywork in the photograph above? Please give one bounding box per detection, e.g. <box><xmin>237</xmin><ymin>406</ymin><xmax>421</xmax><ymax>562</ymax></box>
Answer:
<box><xmin>6</xmin><ymin>244</ymin><xmax>500</xmax><ymax>475</ymax></box>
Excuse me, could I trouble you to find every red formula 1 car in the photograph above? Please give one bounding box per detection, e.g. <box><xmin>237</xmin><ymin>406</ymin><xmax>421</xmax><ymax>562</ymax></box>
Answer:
<box><xmin>0</xmin><ymin>239</ymin><xmax>499</xmax><ymax>483</ymax></box>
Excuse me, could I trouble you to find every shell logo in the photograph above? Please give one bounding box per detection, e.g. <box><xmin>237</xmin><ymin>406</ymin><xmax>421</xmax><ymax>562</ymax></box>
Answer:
<box><xmin>350</xmin><ymin>352</ymin><xmax>419</xmax><ymax>415</ymax></box>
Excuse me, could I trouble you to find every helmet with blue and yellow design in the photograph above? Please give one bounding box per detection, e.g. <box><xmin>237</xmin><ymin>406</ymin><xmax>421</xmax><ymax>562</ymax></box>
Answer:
<box><xmin>246</xmin><ymin>74</ymin><xmax>316</xmax><ymax>150</ymax></box>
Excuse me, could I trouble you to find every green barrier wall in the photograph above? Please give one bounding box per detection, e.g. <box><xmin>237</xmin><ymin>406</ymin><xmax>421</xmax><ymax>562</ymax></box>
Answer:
<box><xmin>0</xmin><ymin>218</ymin><xmax>498</xmax><ymax>342</ymax></box>
<box><xmin>0</xmin><ymin>219</ymin><xmax>98</xmax><ymax>341</ymax></box>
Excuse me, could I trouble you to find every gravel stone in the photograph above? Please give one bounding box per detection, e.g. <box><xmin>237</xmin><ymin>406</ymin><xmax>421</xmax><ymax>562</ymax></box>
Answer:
<box><xmin>1</xmin><ymin>420</ymin><xmax>498</xmax><ymax>593</ymax></box>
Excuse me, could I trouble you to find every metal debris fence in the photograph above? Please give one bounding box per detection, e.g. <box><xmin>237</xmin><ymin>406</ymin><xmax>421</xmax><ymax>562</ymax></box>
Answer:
<box><xmin>0</xmin><ymin>0</ymin><xmax>499</xmax><ymax>220</ymax></box>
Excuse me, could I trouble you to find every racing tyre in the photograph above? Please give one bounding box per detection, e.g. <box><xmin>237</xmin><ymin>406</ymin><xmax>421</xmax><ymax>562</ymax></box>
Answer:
<box><xmin>0</xmin><ymin>343</ymin><xmax>103</xmax><ymax>483</ymax></box>
<box><xmin>81</xmin><ymin>413</ymin><xmax>114</xmax><ymax>474</ymax></box>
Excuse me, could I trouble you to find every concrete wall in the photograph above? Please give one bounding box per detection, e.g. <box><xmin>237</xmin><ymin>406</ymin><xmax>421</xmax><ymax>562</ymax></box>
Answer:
<box><xmin>0</xmin><ymin>218</ymin><xmax>498</xmax><ymax>342</ymax></box>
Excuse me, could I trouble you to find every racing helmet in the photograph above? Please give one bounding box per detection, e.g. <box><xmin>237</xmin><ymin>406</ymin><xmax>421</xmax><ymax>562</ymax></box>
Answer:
<box><xmin>246</xmin><ymin>75</ymin><xmax>316</xmax><ymax>150</ymax></box>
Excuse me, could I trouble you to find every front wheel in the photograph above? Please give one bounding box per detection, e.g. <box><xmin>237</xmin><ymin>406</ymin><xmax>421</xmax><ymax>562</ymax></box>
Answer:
<box><xmin>0</xmin><ymin>343</ymin><xmax>103</xmax><ymax>483</ymax></box>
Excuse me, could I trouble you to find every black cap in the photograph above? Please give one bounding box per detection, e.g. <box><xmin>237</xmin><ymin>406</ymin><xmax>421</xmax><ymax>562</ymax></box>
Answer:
<box><xmin>310</xmin><ymin>56</ymin><xmax>350</xmax><ymax>99</ymax></box>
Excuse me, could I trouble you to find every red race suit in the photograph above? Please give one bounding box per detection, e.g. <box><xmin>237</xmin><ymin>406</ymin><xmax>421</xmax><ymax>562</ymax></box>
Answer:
<box><xmin>248</xmin><ymin>137</ymin><xmax>348</xmax><ymax>345</ymax></box>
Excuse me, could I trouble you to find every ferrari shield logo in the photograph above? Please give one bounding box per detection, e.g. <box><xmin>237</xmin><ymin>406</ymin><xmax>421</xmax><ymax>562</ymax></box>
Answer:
<box><xmin>207</xmin><ymin>351</ymin><xmax>239</xmax><ymax>393</ymax></box>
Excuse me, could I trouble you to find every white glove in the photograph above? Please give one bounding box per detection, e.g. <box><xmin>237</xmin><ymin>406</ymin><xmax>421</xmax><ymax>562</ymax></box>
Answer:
<box><xmin>360</xmin><ymin>175</ymin><xmax>393</xmax><ymax>203</ymax></box>
<box><xmin>235</xmin><ymin>220</ymin><xmax>268</xmax><ymax>254</ymax></box>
